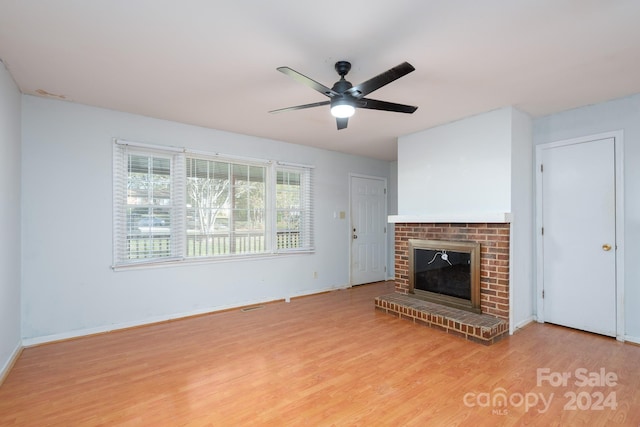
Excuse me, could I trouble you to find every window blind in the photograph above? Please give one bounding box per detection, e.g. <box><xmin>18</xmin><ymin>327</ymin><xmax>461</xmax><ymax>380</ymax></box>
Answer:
<box><xmin>113</xmin><ymin>139</ymin><xmax>315</xmax><ymax>267</ymax></box>
<box><xmin>113</xmin><ymin>142</ymin><xmax>184</xmax><ymax>265</ymax></box>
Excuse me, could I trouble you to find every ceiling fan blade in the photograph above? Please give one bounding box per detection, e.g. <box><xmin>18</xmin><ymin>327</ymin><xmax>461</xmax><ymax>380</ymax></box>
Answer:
<box><xmin>269</xmin><ymin>100</ymin><xmax>330</xmax><ymax>114</ymax></box>
<box><xmin>357</xmin><ymin>98</ymin><xmax>418</xmax><ymax>114</ymax></box>
<box><xmin>346</xmin><ymin>62</ymin><xmax>415</xmax><ymax>98</ymax></box>
<box><xmin>336</xmin><ymin>117</ymin><xmax>348</xmax><ymax>130</ymax></box>
<box><xmin>277</xmin><ymin>67</ymin><xmax>340</xmax><ymax>98</ymax></box>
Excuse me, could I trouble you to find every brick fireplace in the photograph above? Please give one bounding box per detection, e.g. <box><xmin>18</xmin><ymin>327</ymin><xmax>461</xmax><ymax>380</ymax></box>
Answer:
<box><xmin>375</xmin><ymin>222</ymin><xmax>510</xmax><ymax>344</ymax></box>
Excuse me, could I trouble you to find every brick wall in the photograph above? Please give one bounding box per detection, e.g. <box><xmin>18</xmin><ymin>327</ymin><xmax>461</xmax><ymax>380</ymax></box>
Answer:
<box><xmin>394</xmin><ymin>223</ymin><xmax>510</xmax><ymax>322</ymax></box>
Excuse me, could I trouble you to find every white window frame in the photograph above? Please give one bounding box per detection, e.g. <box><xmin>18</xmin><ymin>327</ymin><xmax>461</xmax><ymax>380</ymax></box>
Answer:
<box><xmin>274</xmin><ymin>163</ymin><xmax>314</xmax><ymax>253</ymax></box>
<box><xmin>184</xmin><ymin>153</ymin><xmax>270</xmax><ymax>258</ymax></box>
<box><xmin>113</xmin><ymin>139</ymin><xmax>314</xmax><ymax>269</ymax></box>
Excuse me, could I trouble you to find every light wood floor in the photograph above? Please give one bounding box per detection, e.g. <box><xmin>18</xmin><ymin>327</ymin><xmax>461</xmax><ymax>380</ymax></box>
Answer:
<box><xmin>1</xmin><ymin>281</ymin><xmax>639</xmax><ymax>426</ymax></box>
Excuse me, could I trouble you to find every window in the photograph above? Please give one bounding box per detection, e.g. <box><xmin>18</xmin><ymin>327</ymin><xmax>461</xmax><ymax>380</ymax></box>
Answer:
<box><xmin>185</xmin><ymin>157</ymin><xmax>267</xmax><ymax>257</ymax></box>
<box><xmin>276</xmin><ymin>167</ymin><xmax>313</xmax><ymax>251</ymax></box>
<box><xmin>113</xmin><ymin>140</ymin><xmax>313</xmax><ymax>267</ymax></box>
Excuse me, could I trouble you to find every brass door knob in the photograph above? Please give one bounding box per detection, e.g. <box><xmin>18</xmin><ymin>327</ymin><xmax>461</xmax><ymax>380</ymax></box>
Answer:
<box><xmin>602</xmin><ymin>244</ymin><xmax>612</xmax><ymax>251</ymax></box>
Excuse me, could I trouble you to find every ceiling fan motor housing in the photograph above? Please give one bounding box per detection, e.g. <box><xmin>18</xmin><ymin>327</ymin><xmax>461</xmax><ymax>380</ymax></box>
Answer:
<box><xmin>334</xmin><ymin>61</ymin><xmax>351</xmax><ymax>77</ymax></box>
<box><xmin>332</xmin><ymin>61</ymin><xmax>354</xmax><ymax>95</ymax></box>
<box><xmin>331</xmin><ymin>78</ymin><xmax>353</xmax><ymax>94</ymax></box>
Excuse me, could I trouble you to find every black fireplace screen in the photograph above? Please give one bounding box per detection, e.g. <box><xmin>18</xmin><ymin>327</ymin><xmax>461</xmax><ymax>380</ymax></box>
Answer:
<box><xmin>413</xmin><ymin>249</ymin><xmax>471</xmax><ymax>300</ymax></box>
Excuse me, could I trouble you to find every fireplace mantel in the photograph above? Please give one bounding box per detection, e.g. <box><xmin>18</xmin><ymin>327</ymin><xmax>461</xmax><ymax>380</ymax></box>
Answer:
<box><xmin>388</xmin><ymin>212</ymin><xmax>512</xmax><ymax>224</ymax></box>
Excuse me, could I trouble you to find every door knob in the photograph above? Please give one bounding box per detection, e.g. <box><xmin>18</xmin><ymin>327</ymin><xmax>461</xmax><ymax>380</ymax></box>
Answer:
<box><xmin>602</xmin><ymin>244</ymin><xmax>612</xmax><ymax>251</ymax></box>
<box><xmin>353</xmin><ymin>234</ymin><xmax>358</xmax><ymax>239</ymax></box>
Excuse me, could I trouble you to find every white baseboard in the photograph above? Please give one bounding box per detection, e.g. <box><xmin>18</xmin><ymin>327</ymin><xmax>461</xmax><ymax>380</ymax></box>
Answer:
<box><xmin>624</xmin><ymin>335</ymin><xmax>640</xmax><ymax>345</ymax></box>
<box><xmin>515</xmin><ymin>316</ymin><xmax>536</xmax><ymax>329</ymax></box>
<box><xmin>22</xmin><ymin>285</ymin><xmax>348</xmax><ymax>347</ymax></box>
<box><xmin>510</xmin><ymin>316</ymin><xmax>535</xmax><ymax>334</ymax></box>
<box><xmin>288</xmin><ymin>284</ymin><xmax>351</xmax><ymax>299</ymax></box>
<box><xmin>22</xmin><ymin>301</ymin><xmax>276</xmax><ymax>347</ymax></box>
<box><xmin>0</xmin><ymin>341</ymin><xmax>23</xmax><ymax>386</ymax></box>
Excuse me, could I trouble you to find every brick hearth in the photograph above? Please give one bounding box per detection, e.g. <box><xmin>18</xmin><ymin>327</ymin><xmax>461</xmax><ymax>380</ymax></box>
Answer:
<box><xmin>375</xmin><ymin>293</ymin><xmax>508</xmax><ymax>344</ymax></box>
<box><xmin>375</xmin><ymin>222</ymin><xmax>510</xmax><ymax>344</ymax></box>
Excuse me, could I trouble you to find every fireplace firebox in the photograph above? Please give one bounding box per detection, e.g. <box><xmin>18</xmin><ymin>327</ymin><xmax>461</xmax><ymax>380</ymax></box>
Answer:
<box><xmin>408</xmin><ymin>239</ymin><xmax>481</xmax><ymax>313</ymax></box>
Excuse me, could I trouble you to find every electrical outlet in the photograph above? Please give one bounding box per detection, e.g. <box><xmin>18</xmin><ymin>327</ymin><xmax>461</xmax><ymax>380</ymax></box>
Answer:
<box><xmin>313</xmin><ymin>271</ymin><xmax>318</xmax><ymax>279</ymax></box>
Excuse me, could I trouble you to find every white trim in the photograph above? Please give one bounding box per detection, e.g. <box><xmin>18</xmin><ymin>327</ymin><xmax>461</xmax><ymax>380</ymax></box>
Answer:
<box><xmin>115</xmin><ymin>138</ymin><xmax>184</xmax><ymax>152</ymax></box>
<box><xmin>513</xmin><ymin>315</ymin><xmax>536</xmax><ymax>332</ymax></box>
<box><xmin>186</xmin><ymin>148</ymin><xmax>271</xmax><ymax>165</ymax></box>
<box><xmin>613</xmin><ymin>131</ymin><xmax>626</xmax><ymax>341</ymax></box>
<box><xmin>22</xmin><ymin>300</ymin><xmax>281</xmax><ymax>347</ymax></box>
<box><xmin>276</xmin><ymin>160</ymin><xmax>316</xmax><ymax>169</ymax></box>
<box><xmin>0</xmin><ymin>341</ymin><xmax>22</xmax><ymax>386</ymax></box>
<box><xmin>388</xmin><ymin>212</ymin><xmax>512</xmax><ymax>223</ymax></box>
<box><xmin>535</xmin><ymin>142</ymin><xmax>544</xmax><ymax>325</ymax></box>
<box><xmin>111</xmin><ymin>251</ymin><xmax>313</xmax><ymax>271</ymax></box>
<box><xmin>509</xmin><ymin>220</ymin><xmax>514</xmax><ymax>334</ymax></box>
<box><xmin>21</xmin><ymin>285</ymin><xmax>349</xmax><ymax>347</ymax></box>
<box><xmin>535</xmin><ymin>130</ymin><xmax>625</xmax><ymax>340</ymax></box>
<box><xmin>116</xmin><ymin>137</ymin><xmax>285</xmax><ymax>166</ymax></box>
<box><xmin>624</xmin><ymin>335</ymin><xmax>640</xmax><ymax>345</ymax></box>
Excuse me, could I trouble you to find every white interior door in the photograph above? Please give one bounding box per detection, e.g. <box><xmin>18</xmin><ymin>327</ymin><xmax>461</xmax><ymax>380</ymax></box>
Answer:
<box><xmin>540</xmin><ymin>137</ymin><xmax>616</xmax><ymax>336</ymax></box>
<box><xmin>350</xmin><ymin>176</ymin><xmax>387</xmax><ymax>285</ymax></box>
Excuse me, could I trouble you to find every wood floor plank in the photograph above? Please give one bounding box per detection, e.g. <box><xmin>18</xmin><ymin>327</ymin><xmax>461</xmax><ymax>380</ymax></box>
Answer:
<box><xmin>1</xmin><ymin>281</ymin><xmax>639</xmax><ymax>426</ymax></box>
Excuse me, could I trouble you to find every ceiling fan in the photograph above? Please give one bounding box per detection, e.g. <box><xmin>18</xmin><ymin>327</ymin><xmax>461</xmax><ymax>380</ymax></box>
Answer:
<box><xmin>269</xmin><ymin>61</ymin><xmax>418</xmax><ymax>130</ymax></box>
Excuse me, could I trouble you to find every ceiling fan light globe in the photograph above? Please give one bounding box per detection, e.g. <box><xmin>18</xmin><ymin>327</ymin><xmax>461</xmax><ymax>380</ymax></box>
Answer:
<box><xmin>331</xmin><ymin>104</ymin><xmax>355</xmax><ymax>118</ymax></box>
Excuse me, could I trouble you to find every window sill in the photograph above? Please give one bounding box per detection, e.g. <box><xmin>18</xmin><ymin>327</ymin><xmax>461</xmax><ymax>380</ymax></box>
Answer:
<box><xmin>111</xmin><ymin>250</ymin><xmax>315</xmax><ymax>271</ymax></box>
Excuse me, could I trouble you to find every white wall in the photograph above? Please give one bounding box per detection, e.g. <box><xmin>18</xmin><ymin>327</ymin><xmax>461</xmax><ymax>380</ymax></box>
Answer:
<box><xmin>387</xmin><ymin>160</ymin><xmax>398</xmax><ymax>279</ymax></box>
<box><xmin>510</xmin><ymin>109</ymin><xmax>534</xmax><ymax>330</ymax></box>
<box><xmin>21</xmin><ymin>96</ymin><xmax>390</xmax><ymax>343</ymax></box>
<box><xmin>534</xmin><ymin>93</ymin><xmax>640</xmax><ymax>342</ymax></box>
<box><xmin>0</xmin><ymin>61</ymin><xmax>22</xmax><ymax>379</ymax></box>
<box><xmin>397</xmin><ymin>108</ymin><xmax>513</xmax><ymax>216</ymax></box>
<box><xmin>396</xmin><ymin>107</ymin><xmax>535</xmax><ymax>332</ymax></box>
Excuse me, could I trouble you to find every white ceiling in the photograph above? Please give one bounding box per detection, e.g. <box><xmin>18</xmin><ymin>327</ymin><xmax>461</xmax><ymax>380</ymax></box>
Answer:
<box><xmin>1</xmin><ymin>1</ymin><xmax>639</xmax><ymax>161</ymax></box>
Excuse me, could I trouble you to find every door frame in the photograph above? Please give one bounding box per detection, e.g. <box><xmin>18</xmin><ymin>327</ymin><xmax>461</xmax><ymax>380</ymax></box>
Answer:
<box><xmin>348</xmin><ymin>173</ymin><xmax>388</xmax><ymax>286</ymax></box>
<box><xmin>535</xmin><ymin>130</ymin><xmax>625</xmax><ymax>341</ymax></box>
